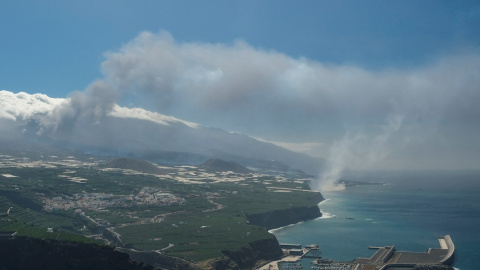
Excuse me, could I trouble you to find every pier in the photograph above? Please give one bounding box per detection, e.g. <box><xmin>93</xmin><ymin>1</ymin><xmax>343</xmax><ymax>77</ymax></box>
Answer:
<box><xmin>257</xmin><ymin>243</ymin><xmax>317</xmax><ymax>270</ymax></box>
<box><xmin>257</xmin><ymin>236</ymin><xmax>455</xmax><ymax>270</ymax></box>
<box><xmin>355</xmin><ymin>235</ymin><xmax>455</xmax><ymax>269</ymax></box>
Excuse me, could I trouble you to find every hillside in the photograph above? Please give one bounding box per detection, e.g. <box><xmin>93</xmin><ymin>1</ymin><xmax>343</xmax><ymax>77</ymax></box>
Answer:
<box><xmin>106</xmin><ymin>158</ymin><xmax>169</xmax><ymax>174</ymax></box>
<box><xmin>0</xmin><ymin>90</ymin><xmax>325</xmax><ymax>175</ymax></box>
<box><xmin>0</xmin><ymin>152</ymin><xmax>323</xmax><ymax>269</ymax></box>
<box><xmin>0</xmin><ymin>237</ymin><xmax>154</xmax><ymax>270</ymax></box>
<box><xmin>199</xmin><ymin>158</ymin><xmax>251</xmax><ymax>174</ymax></box>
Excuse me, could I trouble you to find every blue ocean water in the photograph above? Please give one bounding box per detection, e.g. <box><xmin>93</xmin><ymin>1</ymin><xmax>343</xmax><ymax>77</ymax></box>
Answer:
<box><xmin>272</xmin><ymin>170</ymin><xmax>480</xmax><ymax>269</ymax></box>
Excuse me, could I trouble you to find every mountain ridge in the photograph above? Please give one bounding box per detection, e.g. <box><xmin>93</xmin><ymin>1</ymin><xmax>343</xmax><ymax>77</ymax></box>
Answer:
<box><xmin>0</xmin><ymin>90</ymin><xmax>325</xmax><ymax>174</ymax></box>
<box><xmin>105</xmin><ymin>158</ymin><xmax>170</xmax><ymax>175</ymax></box>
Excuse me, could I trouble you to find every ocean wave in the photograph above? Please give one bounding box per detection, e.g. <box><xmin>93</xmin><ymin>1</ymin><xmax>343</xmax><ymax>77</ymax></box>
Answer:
<box><xmin>268</xmin><ymin>221</ymin><xmax>305</xmax><ymax>233</ymax></box>
<box><xmin>318</xmin><ymin>198</ymin><xmax>331</xmax><ymax>206</ymax></box>
<box><xmin>317</xmin><ymin>211</ymin><xmax>336</xmax><ymax>219</ymax></box>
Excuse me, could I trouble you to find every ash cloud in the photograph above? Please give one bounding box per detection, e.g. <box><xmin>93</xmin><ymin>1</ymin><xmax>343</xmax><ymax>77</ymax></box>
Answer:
<box><xmin>97</xmin><ymin>32</ymin><xmax>480</xmax><ymax>129</ymax></box>
<box><xmin>20</xmin><ymin>31</ymin><xmax>480</xmax><ymax>180</ymax></box>
<box><xmin>38</xmin><ymin>80</ymin><xmax>118</xmax><ymax>136</ymax></box>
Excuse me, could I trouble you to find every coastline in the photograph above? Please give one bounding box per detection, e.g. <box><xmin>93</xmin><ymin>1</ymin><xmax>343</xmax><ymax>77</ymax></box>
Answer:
<box><xmin>247</xmin><ymin>205</ymin><xmax>322</xmax><ymax>230</ymax></box>
<box><xmin>268</xmin><ymin>200</ymin><xmax>330</xmax><ymax>234</ymax></box>
<box><xmin>247</xmin><ymin>190</ymin><xmax>324</xmax><ymax>230</ymax></box>
<box><xmin>268</xmin><ymin>220</ymin><xmax>305</xmax><ymax>234</ymax></box>
<box><xmin>267</xmin><ymin>173</ymin><xmax>474</xmax><ymax>269</ymax></box>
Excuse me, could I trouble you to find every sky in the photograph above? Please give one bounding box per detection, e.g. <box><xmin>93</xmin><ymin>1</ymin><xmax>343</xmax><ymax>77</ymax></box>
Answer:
<box><xmin>1</xmin><ymin>1</ymin><xmax>480</xmax><ymax>173</ymax></box>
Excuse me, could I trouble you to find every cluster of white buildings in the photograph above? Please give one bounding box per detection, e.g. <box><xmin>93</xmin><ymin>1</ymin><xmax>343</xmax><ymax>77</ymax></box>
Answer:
<box><xmin>40</xmin><ymin>187</ymin><xmax>186</xmax><ymax>212</ymax></box>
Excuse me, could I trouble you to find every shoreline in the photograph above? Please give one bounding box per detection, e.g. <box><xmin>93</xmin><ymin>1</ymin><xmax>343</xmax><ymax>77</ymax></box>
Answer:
<box><xmin>269</xmin><ymin>198</ymin><xmax>333</xmax><ymax>234</ymax></box>
<box><xmin>269</xmin><ymin>183</ymin><xmax>464</xmax><ymax>270</ymax></box>
<box><xmin>267</xmin><ymin>198</ymin><xmax>325</xmax><ymax>234</ymax></box>
<box><xmin>268</xmin><ymin>220</ymin><xmax>305</xmax><ymax>234</ymax></box>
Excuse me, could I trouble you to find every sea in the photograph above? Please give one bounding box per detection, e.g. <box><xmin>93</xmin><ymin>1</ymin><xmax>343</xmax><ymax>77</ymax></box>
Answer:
<box><xmin>271</xmin><ymin>170</ymin><xmax>480</xmax><ymax>270</ymax></box>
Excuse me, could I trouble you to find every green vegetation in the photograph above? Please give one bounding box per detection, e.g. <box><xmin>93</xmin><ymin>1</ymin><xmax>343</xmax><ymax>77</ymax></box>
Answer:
<box><xmin>0</xmin><ymin>219</ymin><xmax>100</xmax><ymax>244</ymax></box>
<box><xmin>116</xmin><ymin>213</ymin><xmax>273</xmax><ymax>261</ymax></box>
<box><xmin>0</xmin><ymin>153</ymin><xmax>321</xmax><ymax>263</ymax></box>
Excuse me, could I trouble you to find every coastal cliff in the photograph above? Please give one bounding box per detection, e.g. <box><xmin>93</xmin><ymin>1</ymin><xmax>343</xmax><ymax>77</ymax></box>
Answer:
<box><xmin>246</xmin><ymin>193</ymin><xmax>324</xmax><ymax>230</ymax></box>
<box><xmin>246</xmin><ymin>205</ymin><xmax>322</xmax><ymax>230</ymax></box>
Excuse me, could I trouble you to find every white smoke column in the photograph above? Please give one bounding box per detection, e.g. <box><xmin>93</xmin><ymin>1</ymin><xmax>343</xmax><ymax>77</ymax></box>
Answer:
<box><xmin>313</xmin><ymin>113</ymin><xmax>404</xmax><ymax>192</ymax></box>
<box><xmin>316</xmin><ymin>135</ymin><xmax>355</xmax><ymax>192</ymax></box>
<box><xmin>38</xmin><ymin>80</ymin><xmax>118</xmax><ymax>136</ymax></box>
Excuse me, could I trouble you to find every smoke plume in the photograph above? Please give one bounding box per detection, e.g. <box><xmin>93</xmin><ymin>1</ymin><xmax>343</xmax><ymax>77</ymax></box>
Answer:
<box><xmin>15</xmin><ymin>31</ymin><xmax>480</xmax><ymax>177</ymax></box>
<box><xmin>313</xmin><ymin>114</ymin><xmax>405</xmax><ymax>191</ymax></box>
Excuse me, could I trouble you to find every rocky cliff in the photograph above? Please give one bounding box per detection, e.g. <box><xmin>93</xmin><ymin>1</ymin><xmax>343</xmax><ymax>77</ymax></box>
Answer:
<box><xmin>246</xmin><ymin>205</ymin><xmax>322</xmax><ymax>230</ymax></box>
<box><xmin>246</xmin><ymin>191</ymin><xmax>323</xmax><ymax>230</ymax></box>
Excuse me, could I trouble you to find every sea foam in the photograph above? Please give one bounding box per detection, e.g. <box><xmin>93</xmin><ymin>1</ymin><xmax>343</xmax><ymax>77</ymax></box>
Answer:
<box><xmin>268</xmin><ymin>221</ymin><xmax>305</xmax><ymax>234</ymax></box>
<box><xmin>318</xmin><ymin>198</ymin><xmax>331</xmax><ymax>206</ymax></box>
<box><xmin>317</xmin><ymin>211</ymin><xmax>336</xmax><ymax>219</ymax></box>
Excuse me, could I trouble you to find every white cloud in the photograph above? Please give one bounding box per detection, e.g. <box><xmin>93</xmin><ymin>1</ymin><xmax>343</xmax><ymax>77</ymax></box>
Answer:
<box><xmin>0</xmin><ymin>90</ymin><xmax>65</xmax><ymax>121</ymax></box>
<box><xmin>0</xmin><ymin>90</ymin><xmax>200</xmax><ymax>129</ymax></box>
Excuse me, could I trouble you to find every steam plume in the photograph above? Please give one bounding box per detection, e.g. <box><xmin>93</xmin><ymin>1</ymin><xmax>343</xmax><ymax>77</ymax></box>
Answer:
<box><xmin>313</xmin><ymin>114</ymin><xmax>404</xmax><ymax>191</ymax></box>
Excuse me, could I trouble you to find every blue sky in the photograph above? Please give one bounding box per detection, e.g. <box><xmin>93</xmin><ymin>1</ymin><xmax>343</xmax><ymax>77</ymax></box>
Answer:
<box><xmin>2</xmin><ymin>1</ymin><xmax>479</xmax><ymax>97</ymax></box>
<box><xmin>1</xmin><ymin>1</ymin><xmax>480</xmax><ymax>171</ymax></box>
